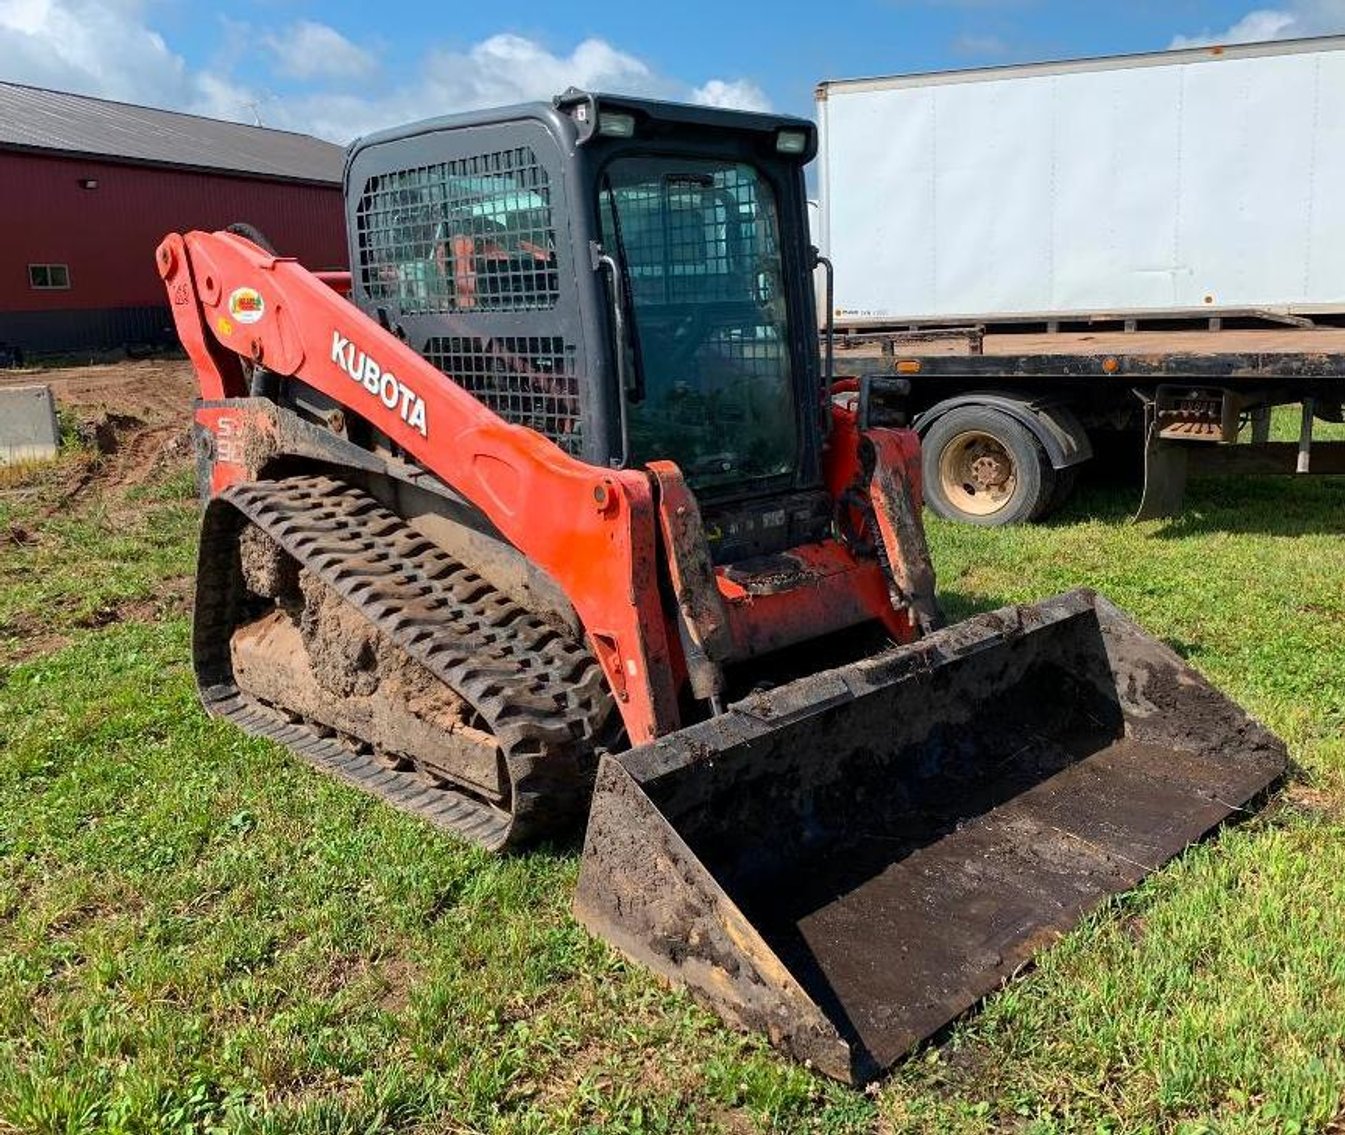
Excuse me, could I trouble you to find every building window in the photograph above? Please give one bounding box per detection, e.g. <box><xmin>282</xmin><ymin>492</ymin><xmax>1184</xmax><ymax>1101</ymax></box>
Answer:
<box><xmin>29</xmin><ymin>264</ymin><xmax>71</xmax><ymax>290</ymax></box>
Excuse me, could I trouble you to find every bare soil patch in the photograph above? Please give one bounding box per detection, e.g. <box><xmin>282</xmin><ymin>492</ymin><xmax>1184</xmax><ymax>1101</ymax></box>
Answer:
<box><xmin>4</xmin><ymin>359</ymin><xmax>196</xmax><ymax>502</ymax></box>
<box><xmin>1283</xmin><ymin>784</ymin><xmax>1345</xmax><ymax>819</ymax></box>
<box><xmin>0</xmin><ymin>610</ymin><xmax>73</xmax><ymax>664</ymax></box>
<box><xmin>0</xmin><ymin>358</ymin><xmax>195</xmax><ymax>424</ymax></box>
<box><xmin>73</xmin><ymin>575</ymin><xmax>194</xmax><ymax>630</ymax></box>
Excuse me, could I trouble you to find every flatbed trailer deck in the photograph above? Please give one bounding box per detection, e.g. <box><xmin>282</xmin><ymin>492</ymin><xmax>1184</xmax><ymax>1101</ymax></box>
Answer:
<box><xmin>833</xmin><ymin>331</ymin><xmax>1345</xmax><ymax>524</ymax></box>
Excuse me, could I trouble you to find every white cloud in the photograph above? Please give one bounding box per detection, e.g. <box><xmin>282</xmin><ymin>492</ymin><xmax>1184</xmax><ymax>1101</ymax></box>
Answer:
<box><xmin>691</xmin><ymin>78</ymin><xmax>773</xmax><ymax>112</ymax></box>
<box><xmin>266</xmin><ymin>34</ymin><xmax>676</xmax><ymax>141</ymax></box>
<box><xmin>0</xmin><ymin>0</ymin><xmax>189</xmax><ymax>104</ymax></box>
<box><xmin>0</xmin><ymin>0</ymin><xmax>263</xmax><ymax>122</ymax></box>
<box><xmin>1170</xmin><ymin>0</ymin><xmax>1345</xmax><ymax>47</ymax></box>
<box><xmin>426</xmin><ymin>33</ymin><xmax>662</xmax><ymax>106</ymax></box>
<box><xmin>264</xmin><ymin>21</ymin><xmax>378</xmax><ymax>82</ymax></box>
<box><xmin>0</xmin><ymin>1</ymin><xmax>773</xmax><ymax>141</ymax></box>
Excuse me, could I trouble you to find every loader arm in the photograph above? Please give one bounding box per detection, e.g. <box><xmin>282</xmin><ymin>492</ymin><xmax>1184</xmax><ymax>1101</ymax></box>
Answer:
<box><xmin>158</xmin><ymin>229</ymin><xmax>678</xmax><ymax>743</ymax></box>
<box><xmin>162</xmin><ymin>228</ymin><xmax>941</xmax><ymax>746</ymax></box>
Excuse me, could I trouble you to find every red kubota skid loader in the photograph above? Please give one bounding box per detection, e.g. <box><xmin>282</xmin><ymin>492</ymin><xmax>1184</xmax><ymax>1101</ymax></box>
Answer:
<box><xmin>160</xmin><ymin>91</ymin><xmax>1286</xmax><ymax>1084</ymax></box>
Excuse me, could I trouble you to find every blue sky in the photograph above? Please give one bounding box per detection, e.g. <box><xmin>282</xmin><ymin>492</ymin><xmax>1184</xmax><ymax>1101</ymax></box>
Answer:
<box><xmin>2</xmin><ymin>0</ymin><xmax>1343</xmax><ymax>139</ymax></box>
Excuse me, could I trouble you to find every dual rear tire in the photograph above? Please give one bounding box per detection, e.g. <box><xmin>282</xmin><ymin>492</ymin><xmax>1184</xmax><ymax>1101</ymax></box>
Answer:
<box><xmin>922</xmin><ymin>406</ymin><xmax>1075</xmax><ymax>526</ymax></box>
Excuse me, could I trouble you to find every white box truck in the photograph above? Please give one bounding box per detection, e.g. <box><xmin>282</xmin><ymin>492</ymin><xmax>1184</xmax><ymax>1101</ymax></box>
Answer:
<box><xmin>816</xmin><ymin>35</ymin><xmax>1345</xmax><ymax>328</ymax></box>
<box><xmin>814</xmin><ymin>38</ymin><xmax>1345</xmax><ymax>526</ymax></box>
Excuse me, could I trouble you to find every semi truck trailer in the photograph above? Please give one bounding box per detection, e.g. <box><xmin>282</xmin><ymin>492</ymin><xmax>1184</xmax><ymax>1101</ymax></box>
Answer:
<box><xmin>815</xmin><ymin>36</ymin><xmax>1345</xmax><ymax>524</ymax></box>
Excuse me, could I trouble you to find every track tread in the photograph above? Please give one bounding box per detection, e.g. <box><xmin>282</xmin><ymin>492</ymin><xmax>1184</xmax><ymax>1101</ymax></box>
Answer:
<box><xmin>194</xmin><ymin>474</ymin><xmax>615</xmax><ymax>851</ymax></box>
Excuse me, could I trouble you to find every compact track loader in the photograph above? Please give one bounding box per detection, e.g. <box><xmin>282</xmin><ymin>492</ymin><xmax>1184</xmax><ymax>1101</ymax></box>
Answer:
<box><xmin>161</xmin><ymin>91</ymin><xmax>1285</xmax><ymax>1083</ymax></box>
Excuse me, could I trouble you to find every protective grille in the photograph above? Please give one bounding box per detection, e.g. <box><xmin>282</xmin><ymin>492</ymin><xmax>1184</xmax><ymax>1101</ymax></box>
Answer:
<box><xmin>424</xmin><ymin>336</ymin><xmax>581</xmax><ymax>454</ymax></box>
<box><xmin>356</xmin><ymin>148</ymin><xmax>559</xmax><ymax>313</ymax></box>
<box><xmin>612</xmin><ymin>165</ymin><xmax>774</xmax><ymax>305</ymax></box>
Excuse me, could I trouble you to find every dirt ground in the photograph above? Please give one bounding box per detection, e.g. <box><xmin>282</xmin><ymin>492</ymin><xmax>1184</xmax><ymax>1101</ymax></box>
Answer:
<box><xmin>0</xmin><ymin>357</ymin><xmax>196</xmax><ymax>421</ymax></box>
<box><xmin>1</xmin><ymin>358</ymin><xmax>197</xmax><ymax>492</ymax></box>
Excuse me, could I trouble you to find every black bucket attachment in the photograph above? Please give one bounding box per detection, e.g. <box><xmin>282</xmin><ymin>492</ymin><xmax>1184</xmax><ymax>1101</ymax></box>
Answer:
<box><xmin>574</xmin><ymin>590</ymin><xmax>1285</xmax><ymax>1084</ymax></box>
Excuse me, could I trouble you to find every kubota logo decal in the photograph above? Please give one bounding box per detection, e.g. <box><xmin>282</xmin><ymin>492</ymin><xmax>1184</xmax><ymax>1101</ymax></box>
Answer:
<box><xmin>228</xmin><ymin>287</ymin><xmax>266</xmax><ymax>324</ymax></box>
<box><xmin>331</xmin><ymin>331</ymin><xmax>429</xmax><ymax>438</ymax></box>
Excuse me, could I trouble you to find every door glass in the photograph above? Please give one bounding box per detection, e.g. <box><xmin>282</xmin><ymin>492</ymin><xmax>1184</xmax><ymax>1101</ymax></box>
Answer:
<box><xmin>600</xmin><ymin>157</ymin><xmax>798</xmax><ymax>492</ymax></box>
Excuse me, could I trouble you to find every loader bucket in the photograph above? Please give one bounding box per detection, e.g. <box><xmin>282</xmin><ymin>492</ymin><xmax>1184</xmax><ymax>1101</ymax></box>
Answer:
<box><xmin>574</xmin><ymin>589</ymin><xmax>1285</xmax><ymax>1084</ymax></box>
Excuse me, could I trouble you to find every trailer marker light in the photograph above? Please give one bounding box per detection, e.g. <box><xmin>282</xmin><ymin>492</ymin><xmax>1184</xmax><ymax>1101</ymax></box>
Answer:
<box><xmin>599</xmin><ymin>112</ymin><xmax>636</xmax><ymax>138</ymax></box>
<box><xmin>897</xmin><ymin>359</ymin><xmax>922</xmax><ymax>374</ymax></box>
<box><xmin>776</xmin><ymin>130</ymin><xmax>808</xmax><ymax>155</ymax></box>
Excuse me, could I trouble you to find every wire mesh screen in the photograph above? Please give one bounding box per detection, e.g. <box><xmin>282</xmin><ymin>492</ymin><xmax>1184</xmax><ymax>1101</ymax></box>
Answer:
<box><xmin>608</xmin><ymin>166</ymin><xmax>770</xmax><ymax>305</ymax></box>
<box><xmin>356</xmin><ymin>148</ymin><xmax>559</xmax><ymax>314</ymax></box>
<box><xmin>598</xmin><ymin>157</ymin><xmax>799</xmax><ymax>491</ymax></box>
<box><xmin>424</xmin><ymin>336</ymin><xmax>582</xmax><ymax>454</ymax></box>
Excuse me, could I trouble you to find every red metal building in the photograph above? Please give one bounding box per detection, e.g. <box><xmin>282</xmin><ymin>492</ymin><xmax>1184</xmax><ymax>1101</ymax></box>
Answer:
<box><xmin>0</xmin><ymin>82</ymin><xmax>348</xmax><ymax>356</ymax></box>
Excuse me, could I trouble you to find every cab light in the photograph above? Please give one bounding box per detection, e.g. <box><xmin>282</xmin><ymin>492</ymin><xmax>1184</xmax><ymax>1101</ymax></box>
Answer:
<box><xmin>599</xmin><ymin>112</ymin><xmax>637</xmax><ymax>138</ymax></box>
<box><xmin>776</xmin><ymin>130</ymin><xmax>808</xmax><ymax>155</ymax></box>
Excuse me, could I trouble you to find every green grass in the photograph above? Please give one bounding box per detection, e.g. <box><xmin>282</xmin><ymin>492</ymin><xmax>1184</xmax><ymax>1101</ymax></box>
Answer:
<box><xmin>1</xmin><ymin>416</ymin><xmax>1343</xmax><ymax>1133</ymax></box>
<box><xmin>0</xmin><ymin>461</ymin><xmax>197</xmax><ymax>658</ymax></box>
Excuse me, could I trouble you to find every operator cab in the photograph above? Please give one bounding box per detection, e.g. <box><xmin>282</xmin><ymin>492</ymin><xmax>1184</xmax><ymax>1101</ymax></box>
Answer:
<box><xmin>345</xmin><ymin>91</ymin><xmax>826</xmax><ymax>561</ymax></box>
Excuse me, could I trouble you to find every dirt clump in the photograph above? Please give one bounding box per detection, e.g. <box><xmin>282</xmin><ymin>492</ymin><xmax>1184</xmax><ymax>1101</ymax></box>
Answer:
<box><xmin>0</xmin><ymin>612</ymin><xmax>73</xmax><ymax>665</ymax></box>
<box><xmin>78</xmin><ymin>411</ymin><xmax>145</xmax><ymax>455</ymax></box>
<box><xmin>295</xmin><ymin>570</ymin><xmax>472</xmax><ymax>734</ymax></box>
<box><xmin>239</xmin><ymin>525</ymin><xmax>299</xmax><ymax>600</ymax></box>
<box><xmin>299</xmin><ymin>570</ymin><xmax>383</xmax><ymax>699</ymax></box>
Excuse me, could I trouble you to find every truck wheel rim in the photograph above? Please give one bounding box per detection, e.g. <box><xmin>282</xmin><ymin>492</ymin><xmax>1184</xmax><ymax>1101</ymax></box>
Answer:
<box><xmin>938</xmin><ymin>430</ymin><xmax>1017</xmax><ymax>517</ymax></box>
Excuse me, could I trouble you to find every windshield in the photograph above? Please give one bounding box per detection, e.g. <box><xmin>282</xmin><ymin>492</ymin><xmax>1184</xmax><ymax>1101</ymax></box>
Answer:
<box><xmin>599</xmin><ymin>157</ymin><xmax>798</xmax><ymax>493</ymax></box>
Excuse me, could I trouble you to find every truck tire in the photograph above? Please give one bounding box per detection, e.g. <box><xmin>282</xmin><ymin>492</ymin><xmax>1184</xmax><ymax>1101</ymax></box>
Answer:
<box><xmin>922</xmin><ymin>406</ymin><xmax>1054</xmax><ymax>526</ymax></box>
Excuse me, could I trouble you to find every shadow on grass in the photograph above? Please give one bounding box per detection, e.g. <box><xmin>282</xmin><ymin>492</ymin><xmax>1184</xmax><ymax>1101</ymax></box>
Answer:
<box><xmin>1041</xmin><ymin>483</ymin><xmax>1135</xmax><ymax>528</ymax></box>
<box><xmin>1147</xmin><ymin>477</ymin><xmax>1345</xmax><ymax>540</ymax></box>
<box><xmin>937</xmin><ymin>588</ymin><xmax>1015</xmax><ymax>625</ymax></box>
<box><xmin>1037</xmin><ymin>471</ymin><xmax>1343</xmax><ymax>539</ymax></box>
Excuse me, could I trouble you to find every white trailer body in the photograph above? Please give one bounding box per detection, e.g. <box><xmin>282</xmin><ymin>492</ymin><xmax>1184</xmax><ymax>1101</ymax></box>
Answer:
<box><xmin>816</xmin><ymin>36</ymin><xmax>1345</xmax><ymax>328</ymax></box>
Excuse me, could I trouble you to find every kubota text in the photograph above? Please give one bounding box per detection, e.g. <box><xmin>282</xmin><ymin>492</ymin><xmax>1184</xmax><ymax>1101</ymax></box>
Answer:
<box><xmin>331</xmin><ymin>331</ymin><xmax>429</xmax><ymax>437</ymax></box>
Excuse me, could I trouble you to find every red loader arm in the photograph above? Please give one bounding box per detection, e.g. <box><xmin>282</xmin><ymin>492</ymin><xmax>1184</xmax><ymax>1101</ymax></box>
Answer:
<box><xmin>159</xmin><ymin>230</ymin><xmax>679</xmax><ymax>744</ymax></box>
<box><xmin>159</xmin><ymin>230</ymin><xmax>938</xmax><ymax>743</ymax></box>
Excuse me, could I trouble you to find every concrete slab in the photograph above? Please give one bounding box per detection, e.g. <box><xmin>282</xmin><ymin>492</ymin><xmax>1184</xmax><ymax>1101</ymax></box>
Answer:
<box><xmin>0</xmin><ymin>385</ymin><xmax>60</xmax><ymax>464</ymax></box>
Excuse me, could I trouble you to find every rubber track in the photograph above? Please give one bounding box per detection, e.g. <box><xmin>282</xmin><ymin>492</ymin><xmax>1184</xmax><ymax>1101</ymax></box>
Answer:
<box><xmin>193</xmin><ymin>474</ymin><xmax>614</xmax><ymax>851</ymax></box>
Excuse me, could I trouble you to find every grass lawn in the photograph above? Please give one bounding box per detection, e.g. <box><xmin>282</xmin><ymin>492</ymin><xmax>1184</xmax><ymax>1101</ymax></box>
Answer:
<box><xmin>1</xmin><ymin>416</ymin><xmax>1342</xmax><ymax>1134</ymax></box>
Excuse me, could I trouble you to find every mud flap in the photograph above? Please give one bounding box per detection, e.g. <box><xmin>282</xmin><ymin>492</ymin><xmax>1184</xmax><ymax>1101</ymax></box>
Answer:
<box><xmin>1135</xmin><ymin>411</ymin><xmax>1191</xmax><ymax>522</ymax></box>
<box><xmin>574</xmin><ymin>589</ymin><xmax>1286</xmax><ymax>1084</ymax></box>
